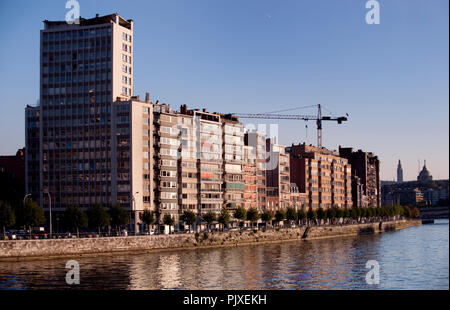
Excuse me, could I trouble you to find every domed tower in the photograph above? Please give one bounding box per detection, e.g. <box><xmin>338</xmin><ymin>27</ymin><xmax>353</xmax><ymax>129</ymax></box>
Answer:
<box><xmin>417</xmin><ymin>160</ymin><xmax>433</xmax><ymax>182</ymax></box>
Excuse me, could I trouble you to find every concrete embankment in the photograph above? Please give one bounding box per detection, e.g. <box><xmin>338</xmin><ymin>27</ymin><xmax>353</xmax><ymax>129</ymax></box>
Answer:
<box><xmin>0</xmin><ymin>219</ymin><xmax>421</xmax><ymax>261</ymax></box>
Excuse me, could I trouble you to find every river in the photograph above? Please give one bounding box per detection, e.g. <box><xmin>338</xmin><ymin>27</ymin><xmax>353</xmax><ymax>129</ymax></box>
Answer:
<box><xmin>0</xmin><ymin>219</ymin><xmax>448</xmax><ymax>290</ymax></box>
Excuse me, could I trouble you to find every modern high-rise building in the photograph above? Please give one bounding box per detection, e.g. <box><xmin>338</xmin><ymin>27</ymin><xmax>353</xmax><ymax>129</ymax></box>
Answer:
<box><xmin>288</xmin><ymin>144</ymin><xmax>352</xmax><ymax>210</ymax></box>
<box><xmin>397</xmin><ymin>160</ymin><xmax>404</xmax><ymax>183</ymax></box>
<box><xmin>339</xmin><ymin>147</ymin><xmax>381</xmax><ymax>207</ymax></box>
<box><xmin>26</xmin><ymin>13</ymin><xmax>134</xmax><ymax>220</ymax></box>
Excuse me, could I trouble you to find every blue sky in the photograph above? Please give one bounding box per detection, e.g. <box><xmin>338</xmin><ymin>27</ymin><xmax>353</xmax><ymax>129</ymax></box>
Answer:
<box><xmin>0</xmin><ymin>0</ymin><xmax>448</xmax><ymax>181</ymax></box>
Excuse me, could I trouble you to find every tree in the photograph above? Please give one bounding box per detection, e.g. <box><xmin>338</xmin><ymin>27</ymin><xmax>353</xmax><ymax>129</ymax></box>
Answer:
<box><xmin>297</xmin><ymin>209</ymin><xmax>307</xmax><ymax>226</ymax></box>
<box><xmin>286</xmin><ymin>207</ymin><xmax>298</xmax><ymax>226</ymax></box>
<box><xmin>87</xmin><ymin>204</ymin><xmax>110</xmax><ymax>235</ymax></box>
<box><xmin>180</xmin><ymin>210</ymin><xmax>196</xmax><ymax>232</ymax></box>
<box><xmin>261</xmin><ymin>210</ymin><xmax>274</xmax><ymax>228</ymax></box>
<box><xmin>202</xmin><ymin>211</ymin><xmax>216</xmax><ymax>232</ymax></box>
<box><xmin>246</xmin><ymin>208</ymin><xmax>260</xmax><ymax>228</ymax></box>
<box><xmin>163</xmin><ymin>213</ymin><xmax>175</xmax><ymax>233</ymax></box>
<box><xmin>217</xmin><ymin>208</ymin><xmax>230</xmax><ymax>230</ymax></box>
<box><xmin>234</xmin><ymin>206</ymin><xmax>247</xmax><ymax>228</ymax></box>
<box><xmin>307</xmin><ymin>207</ymin><xmax>317</xmax><ymax>226</ymax></box>
<box><xmin>109</xmin><ymin>203</ymin><xmax>130</xmax><ymax>233</ymax></box>
<box><xmin>63</xmin><ymin>205</ymin><xmax>88</xmax><ymax>237</ymax></box>
<box><xmin>327</xmin><ymin>207</ymin><xmax>336</xmax><ymax>224</ymax></box>
<box><xmin>15</xmin><ymin>200</ymin><xmax>45</xmax><ymax>238</ymax></box>
<box><xmin>0</xmin><ymin>201</ymin><xmax>15</xmax><ymax>238</ymax></box>
<box><xmin>351</xmin><ymin>207</ymin><xmax>359</xmax><ymax>221</ymax></box>
<box><xmin>275</xmin><ymin>209</ymin><xmax>286</xmax><ymax>226</ymax></box>
<box><xmin>317</xmin><ymin>207</ymin><xmax>325</xmax><ymax>225</ymax></box>
<box><xmin>336</xmin><ymin>207</ymin><xmax>344</xmax><ymax>222</ymax></box>
<box><xmin>344</xmin><ymin>208</ymin><xmax>351</xmax><ymax>221</ymax></box>
<box><xmin>140</xmin><ymin>209</ymin><xmax>155</xmax><ymax>233</ymax></box>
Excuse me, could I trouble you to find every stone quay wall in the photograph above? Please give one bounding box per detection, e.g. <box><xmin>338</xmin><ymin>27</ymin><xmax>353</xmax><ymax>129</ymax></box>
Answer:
<box><xmin>0</xmin><ymin>219</ymin><xmax>421</xmax><ymax>260</ymax></box>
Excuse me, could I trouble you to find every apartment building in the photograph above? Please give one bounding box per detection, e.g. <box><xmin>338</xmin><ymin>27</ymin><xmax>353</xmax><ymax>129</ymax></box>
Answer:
<box><xmin>339</xmin><ymin>147</ymin><xmax>381</xmax><ymax>207</ymax></box>
<box><xmin>288</xmin><ymin>144</ymin><xmax>352</xmax><ymax>210</ymax></box>
<box><xmin>266</xmin><ymin>139</ymin><xmax>291</xmax><ymax>211</ymax></box>
<box><xmin>153</xmin><ymin>104</ymin><xmax>179</xmax><ymax>223</ymax></box>
<box><xmin>245</xmin><ymin>132</ymin><xmax>267</xmax><ymax>212</ymax></box>
<box><xmin>111</xmin><ymin>95</ymin><xmax>154</xmax><ymax>228</ymax></box>
<box><xmin>243</xmin><ymin>146</ymin><xmax>258</xmax><ymax>210</ymax></box>
<box><xmin>221</xmin><ymin>114</ymin><xmax>245</xmax><ymax>212</ymax></box>
<box><xmin>26</xmin><ymin>14</ymin><xmax>134</xmax><ymax>214</ymax></box>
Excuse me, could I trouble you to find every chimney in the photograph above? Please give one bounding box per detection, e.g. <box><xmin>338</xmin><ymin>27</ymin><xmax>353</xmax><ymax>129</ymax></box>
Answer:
<box><xmin>96</xmin><ymin>13</ymin><xmax>99</xmax><ymax>18</ymax></box>
<box><xmin>203</xmin><ymin>108</ymin><xmax>206</xmax><ymax>112</ymax></box>
<box><xmin>145</xmin><ymin>92</ymin><xmax>150</xmax><ymax>103</ymax></box>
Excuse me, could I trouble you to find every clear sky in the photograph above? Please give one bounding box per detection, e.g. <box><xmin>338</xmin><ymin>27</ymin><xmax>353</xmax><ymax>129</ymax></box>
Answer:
<box><xmin>0</xmin><ymin>0</ymin><xmax>448</xmax><ymax>181</ymax></box>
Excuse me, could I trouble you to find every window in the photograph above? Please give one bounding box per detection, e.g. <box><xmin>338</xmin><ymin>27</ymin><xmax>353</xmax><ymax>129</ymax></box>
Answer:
<box><xmin>122</xmin><ymin>76</ymin><xmax>127</xmax><ymax>84</ymax></box>
<box><xmin>122</xmin><ymin>54</ymin><xmax>127</xmax><ymax>62</ymax></box>
<box><xmin>122</xmin><ymin>87</ymin><xmax>128</xmax><ymax>95</ymax></box>
<box><xmin>122</xmin><ymin>33</ymin><xmax>127</xmax><ymax>41</ymax></box>
<box><xmin>122</xmin><ymin>43</ymin><xmax>127</xmax><ymax>52</ymax></box>
<box><xmin>122</xmin><ymin>65</ymin><xmax>127</xmax><ymax>73</ymax></box>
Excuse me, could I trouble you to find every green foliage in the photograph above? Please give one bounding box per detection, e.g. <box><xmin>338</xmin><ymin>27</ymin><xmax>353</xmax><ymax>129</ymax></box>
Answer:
<box><xmin>317</xmin><ymin>207</ymin><xmax>325</xmax><ymax>220</ymax></box>
<box><xmin>275</xmin><ymin>209</ymin><xmax>286</xmax><ymax>223</ymax></box>
<box><xmin>163</xmin><ymin>213</ymin><xmax>175</xmax><ymax>226</ymax></box>
<box><xmin>87</xmin><ymin>204</ymin><xmax>110</xmax><ymax>233</ymax></box>
<box><xmin>109</xmin><ymin>203</ymin><xmax>130</xmax><ymax>229</ymax></box>
<box><xmin>234</xmin><ymin>206</ymin><xmax>247</xmax><ymax>221</ymax></box>
<box><xmin>327</xmin><ymin>207</ymin><xmax>336</xmax><ymax>220</ymax></box>
<box><xmin>15</xmin><ymin>200</ymin><xmax>46</xmax><ymax>229</ymax></box>
<box><xmin>286</xmin><ymin>207</ymin><xmax>298</xmax><ymax>221</ymax></box>
<box><xmin>351</xmin><ymin>207</ymin><xmax>358</xmax><ymax>220</ymax></box>
<box><xmin>246</xmin><ymin>208</ymin><xmax>260</xmax><ymax>223</ymax></box>
<box><xmin>261</xmin><ymin>210</ymin><xmax>274</xmax><ymax>224</ymax></box>
<box><xmin>63</xmin><ymin>205</ymin><xmax>88</xmax><ymax>234</ymax></box>
<box><xmin>307</xmin><ymin>207</ymin><xmax>317</xmax><ymax>220</ymax></box>
<box><xmin>0</xmin><ymin>201</ymin><xmax>15</xmax><ymax>235</ymax></box>
<box><xmin>344</xmin><ymin>208</ymin><xmax>351</xmax><ymax>219</ymax></box>
<box><xmin>140</xmin><ymin>209</ymin><xmax>155</xmax><ymax>227</ymax></box>
<box><xmin>297</xmin><ymin>209</ymin><xmax>307</xmax><ymax>221</ymax></box>
<box><xmin>336</xmin><ymin>207</ymin><xmax>344</xmax><ymax>219</ymax></box>
<box><xmin>202</xmin><ymin>211</ymin><xmax>216</xmax><ymax>227</ymax></box>
<box><xmin>180</xmin><ymin>210</ymin><xmax>197</xmax><ymax>230</ymax></box>
<box><xmin>218</xmin><ymin>208</ymin><xmax>231</xmax><ymax>227</ymax></box>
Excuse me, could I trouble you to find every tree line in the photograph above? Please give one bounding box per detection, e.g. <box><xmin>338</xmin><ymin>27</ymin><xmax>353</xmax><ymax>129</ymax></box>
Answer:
<box><xmin>0</xmin><ymin>200</ymin><xmax>420</xmax><ymax>238</ymax></box>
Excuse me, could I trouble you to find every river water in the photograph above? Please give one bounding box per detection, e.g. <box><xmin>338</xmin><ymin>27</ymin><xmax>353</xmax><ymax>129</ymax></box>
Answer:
<box><xmin>0</xmin><ymin>219</ymin><xmax>448</xmax><ymax>290</ymax></box>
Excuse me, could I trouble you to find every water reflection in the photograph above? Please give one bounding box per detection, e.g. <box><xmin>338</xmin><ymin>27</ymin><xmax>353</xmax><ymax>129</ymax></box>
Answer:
<box><xmin>0</xmin><ymin>220</ymin><xmax>448</xmax><ymax>290</ymax></box>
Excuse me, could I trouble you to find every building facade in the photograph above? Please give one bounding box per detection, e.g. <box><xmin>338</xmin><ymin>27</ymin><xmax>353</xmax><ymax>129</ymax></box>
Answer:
<box><xmin>288</xmin><ymin>144</ymin><xmax>352</xmax><ymax>210</ymax></box>
<box><xmin>339</xmin><ymin>147</ymin><xmax>381</xmax><ymax>207</ymax></box>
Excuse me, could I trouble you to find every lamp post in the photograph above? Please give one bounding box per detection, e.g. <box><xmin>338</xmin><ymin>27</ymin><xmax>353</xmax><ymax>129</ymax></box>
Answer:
<box><xmin>44</xmin><ymin>192</ymin><xmax>52</xmax><ymax>239</ymax></box>
<box><xmin>23</xmin><ymin>193</ymin><xmax>32</xmax><ymax>206</ymax></box>
<box><xmin>132</xmin><ymin>191</ymin><xmax>139</xmax><ymax>236</ymax></box>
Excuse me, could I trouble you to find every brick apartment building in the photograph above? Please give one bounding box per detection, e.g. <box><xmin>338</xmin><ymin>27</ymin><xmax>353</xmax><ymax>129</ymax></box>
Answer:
<box><xmin>288</xmin><ymin>143</ymin><xmax>353</xmax><ymax>210</ymax></box>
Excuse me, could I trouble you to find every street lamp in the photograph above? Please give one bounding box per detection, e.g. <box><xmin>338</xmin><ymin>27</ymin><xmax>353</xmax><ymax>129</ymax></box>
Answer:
<box><xmin>43</xmin><ymin>192</ymin><xmax>52</xmax><ymax>239</ymax></box>
<box><xmin>23</xmin><ymin>193</ymin><xmax>32</xmax><ymax>206</ymax></box>
<box><xmin>132</xmin><ymin>191</ymin><xmax>139</xmax><ymax>236</ymax></box>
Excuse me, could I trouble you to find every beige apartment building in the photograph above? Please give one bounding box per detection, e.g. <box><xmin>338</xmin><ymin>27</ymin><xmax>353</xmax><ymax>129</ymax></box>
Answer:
<box><xmin>288</xmin><ymin>144</ymin><xmax>353</xmax><ymax>210</ymax></box>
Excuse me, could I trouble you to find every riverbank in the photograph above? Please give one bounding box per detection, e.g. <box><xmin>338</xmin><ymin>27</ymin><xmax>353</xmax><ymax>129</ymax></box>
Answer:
<box><xmin>0</xmin><ymin>219</ymin><xmax>421</xmax><ymax>261</ymax></box>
